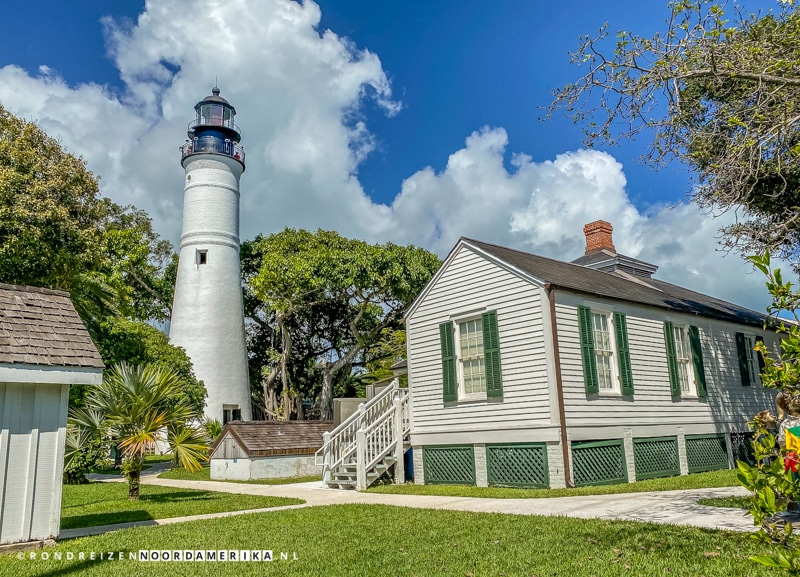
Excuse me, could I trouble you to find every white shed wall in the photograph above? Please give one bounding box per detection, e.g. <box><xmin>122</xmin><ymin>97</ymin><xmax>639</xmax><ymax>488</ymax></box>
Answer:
<box><xmin>211</xmin><ymin>456</ymin><xmax>320</xmax><ymax>480</ymax></box>
<box><xmin>554</xmin><ymin>290</ymin><xmax>780</xmax><ymax>438</ymax></box>
<box><xmin>407</xmin><ymin>245</ymin><xmax>553</xmax><ymax>444</ymax></box>
<box><xmin>0</xmin><ymin>382</ymin><xmax>69</xmax><ymax>544</ymax></box>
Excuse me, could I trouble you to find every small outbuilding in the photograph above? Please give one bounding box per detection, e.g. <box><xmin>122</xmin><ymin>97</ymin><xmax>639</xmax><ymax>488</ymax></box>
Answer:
<box><xmin>210</xmin><ymin>421</ymin><xmax>332</xmax><ymax>481</ymax></box>
<box><xmin>0</xmin><ymin>284</ymin><xmax>103</xmax><ymax>546</ymax></box>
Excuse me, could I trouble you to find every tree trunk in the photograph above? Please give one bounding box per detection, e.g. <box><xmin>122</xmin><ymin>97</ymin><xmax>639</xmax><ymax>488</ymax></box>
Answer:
<box><xmin>278</xmin><ymin>314</ymin><xmax>293</xmax><ymax>421</ymax></box>
<box><xmin>123</xmin><ymin>455</ymin><xmax>143</xmax><ymax>500</ymax></box>
<box><xmin>320</xmin><ymin>361</ymin><xmax>334</xmax><ymax>421</ymax></box>
<box><xmin>296</xmin><ymin>394</ymin><xmax>305</xmax><ymax>421</ymax></box>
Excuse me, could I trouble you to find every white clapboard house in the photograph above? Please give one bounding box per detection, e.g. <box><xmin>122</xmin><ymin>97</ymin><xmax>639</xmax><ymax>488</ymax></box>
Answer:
<box><xmin>317</xmin><ymin>221</ymin><xmax>779</xmax><ymax>490</ymax></box>
<box><xmin>0</xmin><ymin>284</ymin><xmax>104</xmax><ymax>544</ymax></box>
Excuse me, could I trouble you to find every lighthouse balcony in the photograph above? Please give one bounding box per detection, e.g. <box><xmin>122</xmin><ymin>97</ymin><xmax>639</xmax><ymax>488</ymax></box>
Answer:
<box><xmin>181</xmin><ymin>138</ymin><xmax>245</xmax><ymax>164</ymax></box>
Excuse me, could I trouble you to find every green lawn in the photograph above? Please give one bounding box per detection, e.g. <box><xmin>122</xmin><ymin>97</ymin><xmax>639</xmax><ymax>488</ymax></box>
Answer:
<box><xmin>698</xmin><ymin>496</ymin><xmax>751</xmax><ymax>509</ymax></box>
<box><xmin>158</xmin><ymin>465</ymin><xmax>320</xmax><ymax>485</ymax></box>
<box><xmin>1</xmin><ymin>504</ymin><xmax>774</xmax><ymax>576</ymax></box>
<box><xmin>60</xmin><ymin>482</ymin><xmax>303</xmax><ymax>529</ymax></box>
<box><xmin>367</xmin><ymin>468</ymin><xmax>740</xmax><ymax>499</ymax></box>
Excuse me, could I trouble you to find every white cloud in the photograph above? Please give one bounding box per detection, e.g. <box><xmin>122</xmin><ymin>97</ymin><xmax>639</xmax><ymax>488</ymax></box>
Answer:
<box><xmin>0</xmin><ymin>0</ymin><xmax>779</xmax><ymax>312</ymax></box>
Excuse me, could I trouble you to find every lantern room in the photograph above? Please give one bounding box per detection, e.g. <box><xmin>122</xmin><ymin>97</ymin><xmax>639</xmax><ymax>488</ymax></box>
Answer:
<box><xmin>180</xmin><ymin>86</ymin><xmax>245</xmax><ymax>167</ymax></box>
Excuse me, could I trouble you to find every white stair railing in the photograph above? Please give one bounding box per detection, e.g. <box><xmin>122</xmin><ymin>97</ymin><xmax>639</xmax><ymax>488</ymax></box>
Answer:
<box><xmin>316</xmin><ymin>379</ymin><xmax>410</xmax><ymax>489</ymax></box>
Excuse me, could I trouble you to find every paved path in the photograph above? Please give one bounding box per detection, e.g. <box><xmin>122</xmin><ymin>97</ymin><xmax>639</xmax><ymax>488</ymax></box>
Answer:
<box><xmin>62</xmin><ymin>465</ymin><xmax>757</xmax><ymax>539</ymax></box>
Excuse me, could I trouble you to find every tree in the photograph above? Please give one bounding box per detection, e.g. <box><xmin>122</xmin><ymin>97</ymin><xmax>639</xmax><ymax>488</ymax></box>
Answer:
<box><xmin>737</xmin><ymin>253</ymin><xmax>800</xmax><ymax>574</ymax></box>
<box><xmin>547</xmin><ymin>0</ymin><xmax>800</xmax><ymax>264</ymax></box>
<box><xmin>69</xmin><ymin>363</ymin><xmax>207</xmax><ymax>500</ymax></box>
<box><xmin>90</xmin><ymin>317</ymin><xmax>206</xmax><ymax>413</ymax></box>
<box><xmin>250</xmin><ymin>229</ymin><xmax>440</xmax><ymax>420</ymax></box>
<box><xmin>0</xmin><ymin>105</ymin><xmax>106</xmax><ymax>289</ymax></box>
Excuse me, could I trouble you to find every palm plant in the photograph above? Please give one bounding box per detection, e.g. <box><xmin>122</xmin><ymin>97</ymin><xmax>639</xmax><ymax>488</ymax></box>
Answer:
<box><xmin>69</xmin><ymin>363</ymin><xmax>208</xmax><ymax>499</ymax></box>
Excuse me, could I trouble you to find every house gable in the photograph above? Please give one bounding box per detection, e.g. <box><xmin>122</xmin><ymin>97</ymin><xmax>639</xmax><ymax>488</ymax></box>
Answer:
<box><xmin>406</xmin><ymin>241</ymin><xmax>554</xmax><ymax>443</ymax></box>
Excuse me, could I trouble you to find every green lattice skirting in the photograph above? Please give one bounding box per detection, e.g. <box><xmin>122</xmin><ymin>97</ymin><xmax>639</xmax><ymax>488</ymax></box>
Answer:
<box><xmin>731</xmin><ymin>432</ymin><xmax>756</xmax><ymax>466</ymax></box>
<box><xmin>685</xmin><ymin>434</ymin><xmax>729</xmax><ymax>473</ymax></box>
<box><xmin>633</xmin><ymin>437</ymin><xmax>680</xmax><ymax>480</ymax></box>
<box><xmin>423</xmin><ymin>445</ymin><xmax>476</xmax><ymax>485</ymax></box>
<box><xmin>571</xmin><ymin>440</ymin><xmax>628</xmax><ymax>487</ymax></box>
<box><xmin>486</xmin><ymin>444</ymin><xmax>549</xmax><ymax>488</ymax></box>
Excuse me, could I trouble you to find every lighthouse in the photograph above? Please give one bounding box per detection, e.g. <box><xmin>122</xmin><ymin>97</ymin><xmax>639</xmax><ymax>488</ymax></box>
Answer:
<box><xmin>170</xmin><ymin>87</ymin><xmax>252</xmax><ymax>423</ymax></box>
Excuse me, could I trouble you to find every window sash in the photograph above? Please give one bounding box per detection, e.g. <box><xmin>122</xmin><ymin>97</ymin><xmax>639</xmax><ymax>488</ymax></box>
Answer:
<box><xmin>458</xmin><ymin>318</ymin><xmax>486</xmax><ymax>396</ymax></box>
<box><xmin>673</xmin><ymin>326</ymin><xmax>692</xmax><ymax>393</ymax></box>
<box><xmin>744</xmin><ymin>335</ymin><xmax>759</xmax><ymax>386</ymax></box>
<box><xmin>592</xmin><ymin>312</ymin><xmax>616</xmax><ymax>390</ymax></box>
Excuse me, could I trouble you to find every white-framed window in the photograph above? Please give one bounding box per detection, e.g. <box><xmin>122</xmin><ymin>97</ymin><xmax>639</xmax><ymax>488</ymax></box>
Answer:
<box><xmin>440</xmin><ymin>310</ymin><xmax>503</xmax><ymax>403</ymax></box>
<box><xmin>456</xmin><ymin>316</ymin><xmax>487</xmax><ymax>399</ymax></box>
<box><xmin>578</xmin><ymin>305</ymin><xmax>634</xmax><ymax>396</ymax></box>
<box><xmin>737</xmin><ymin>332</ymin><xmax>762</xmax><ymax>387</ymax></box>
<box><xmin>591</xmin><ymin>311</ymin><xmax>618</xmax><ymax>392</ymax></box>
<box><xmin>744</xmin><ymin>334</ymin><xmax>760</xmax><ymax>386</ymax></box>
<box><xmin>672</xmin><ymin>324</ymin><xmax>695</xmax><ymax>395</ymax></box>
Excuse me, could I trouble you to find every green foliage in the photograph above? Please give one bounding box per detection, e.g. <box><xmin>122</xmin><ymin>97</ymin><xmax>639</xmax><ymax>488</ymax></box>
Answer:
<box><xmin>548</xmin><ymin>1</ymin><xmax>800</xmax><ymax>266</ymax></box>
<box><xmin>90</xmin><ymin>317</ymin><xmax>206</xmax><ymax>413</ymax></box>
<box><xmin>71</xmin><ymin>363</ymin><xmax>209</xmax><ymax>500</ymax></box>
<box><xmin>739</xmin><ymin>252</ymin><xmax>800</xmax><ymax>574</ymax></box>
<box><xmin>0</xmin><ymin>105</ymin><xmax>106</xmax><ymax>288</ymax></box>
<box><xmin>63</xmin><ymin>426</ymin><xmax>109</xmax><ymax>485</ymax></box>
<box><xmin>246</xmin><ymin>229</ymin><xmax>439</xmax><ymax>420</ymax></box>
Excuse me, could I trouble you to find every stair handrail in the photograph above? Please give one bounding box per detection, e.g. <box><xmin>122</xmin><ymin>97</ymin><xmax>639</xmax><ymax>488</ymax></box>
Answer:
<box><xmin>315</xmin><ymin>379</ymin><xmax>399</xmax><ymax>467</ymax></box>
<box><xmin>362</xmin><ymin>388</ymin><xmax>410</xmax><ymax>473</ymax></box>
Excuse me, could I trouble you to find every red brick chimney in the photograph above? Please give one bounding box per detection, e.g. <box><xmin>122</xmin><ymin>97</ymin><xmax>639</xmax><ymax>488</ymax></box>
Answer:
<box><xmin>583</xmin><ymin>220</ymin><xmax>615</xmax><ymax>254</ymax></box>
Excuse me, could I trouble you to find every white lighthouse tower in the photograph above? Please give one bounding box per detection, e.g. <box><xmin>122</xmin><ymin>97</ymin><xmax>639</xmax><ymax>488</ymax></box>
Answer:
<box><xmin>170</xmin><ymin>87</ymin><xmax>252</xmax><ymax>423</ymax></box>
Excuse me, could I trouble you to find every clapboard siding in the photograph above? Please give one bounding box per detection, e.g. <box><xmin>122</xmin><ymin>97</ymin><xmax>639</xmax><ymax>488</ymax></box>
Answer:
<box><xmin>0</xmin><ymin>381</ymin><xmax>69</xmax><ymax>544</ymax></box>
<box><xmin>407</xmin><ymin>245</ymin><xmax>551</xmax><ymax>435</ymax></box>
<box><xmin>555</xmin><ymin>290</ymin><xmax>779</xmax><ymax>431</ymax></box>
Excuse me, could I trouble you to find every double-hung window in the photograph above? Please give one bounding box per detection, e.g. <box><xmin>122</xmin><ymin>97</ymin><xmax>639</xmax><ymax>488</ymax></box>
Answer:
<box><xmin>592</xmin><ymin>312</ymin><xmax>617</xmax><ymax>391</ymax></box>
<box><xmin>577</xmin><ymin>306</ymin><xmax>633</xmax><ymax>395</ymax></box>
<box><xmin>663</xmin><ymin>321</ymin><xmax>707</xmax><ymax>397</ymax></box>
<box><xmin>439</xmin><ymin>311</ymin><xmax>503</xmax><ymax>402</ymax></box>
<box><xmin>458</xmin><ymin>317</ymin><xmax>486</xmax><ymax>397</ymax></box>
<box><xmin>736</xmin><ymin>332</ymin><xmax>764</xmax><ymax>386</ymax></box>
<box><xmin>672</xmin><ymin>325</ymin><xmax>693</xmax><ymax>394</ymax></box>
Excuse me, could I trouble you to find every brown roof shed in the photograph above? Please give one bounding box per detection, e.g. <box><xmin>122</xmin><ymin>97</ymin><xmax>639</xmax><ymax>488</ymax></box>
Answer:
<box><xmin>0</xmin><ymin>283</ymin><xmax>104</xmax><ymax>369</ymax></box>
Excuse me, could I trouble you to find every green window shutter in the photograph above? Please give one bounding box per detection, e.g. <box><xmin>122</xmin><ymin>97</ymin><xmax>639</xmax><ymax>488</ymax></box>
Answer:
<box><xmin>577</xmin><ymin>306</ymin><xmax>598</xmax><ymax>394</ymax></box>
<box><xmin>755</xmin><ymin>335</ymin><xmax>766</xmax><ymax>372</ymax></box>
<box><xmin>735</xmin><ymin>332</ymin><xmax>751</xmax><ymax>386</ymax></box>
<box><xmin>482</xmin><ymin>310</ymin><xmax>503</xmax><ymax>398</ymax></box>
<box><xmin>613</xmin><ymin>312</ymin><xmax>634</xmax><ymax>395</ymax></box>
<box><xmin>439</xmin><ymin>322</ymin><xmax>457</xmax><ymax>402</ymax></box>
<box><xmin>688</xmin><ymin>325</ymin><xmax>707</xmax><ymax>397</ymax></box>
<box><xmin>663</xmin><ymin>321</ymin><xmax>681</xmax><ymax>397</ymax></box>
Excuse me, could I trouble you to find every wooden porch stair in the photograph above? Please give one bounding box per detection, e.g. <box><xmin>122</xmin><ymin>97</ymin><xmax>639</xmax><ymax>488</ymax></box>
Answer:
<box><xmin>315</xmin><ymin>380</ymin><xmax>410</xmax><ymax>490</ymax></box>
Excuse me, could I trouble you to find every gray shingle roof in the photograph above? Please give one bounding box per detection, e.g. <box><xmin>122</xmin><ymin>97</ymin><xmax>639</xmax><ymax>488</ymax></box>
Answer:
<box><xmin>212</xmin><ymin>421</ymin><xmax>334</xmax><ymax>457</ymax></box>
<box><xmin>463</xmin><ymin>238</ymin><xmax>769</xmax><ymax>328</ymax></box>
<box><xmin>0</xmin><ymin>283</ymin><xmax>104</xmax><ymax>368</ymax></box>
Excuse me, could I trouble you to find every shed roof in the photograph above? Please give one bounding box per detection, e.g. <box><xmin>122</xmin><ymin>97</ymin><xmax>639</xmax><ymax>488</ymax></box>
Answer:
<box><xmin>0</xmin><ymin>283</ymin><xmax>104</xmax><ymax>368</ymax></box>
<box><xmin>463</xmin><ymin>238</ymin><xmax>769</xmax><ymax>328</ymax></box>
<box><xmin>211</xmin><ymin>421</ymin><xmax>334</xmax><ymax>458</ymax></box>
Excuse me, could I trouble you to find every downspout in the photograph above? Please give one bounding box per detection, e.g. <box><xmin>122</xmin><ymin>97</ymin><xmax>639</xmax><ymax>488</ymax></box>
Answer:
<box><xmin>546</xmin><ymin>283</ymin><xmax>574</xmax><ymax>488</ymax></box>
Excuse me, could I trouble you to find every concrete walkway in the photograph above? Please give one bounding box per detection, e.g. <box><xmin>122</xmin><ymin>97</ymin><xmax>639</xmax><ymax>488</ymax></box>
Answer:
<box><xmin>61</xmin><ymin>465</ymin><xmax>758</xmax><ymax>539</ymax></box>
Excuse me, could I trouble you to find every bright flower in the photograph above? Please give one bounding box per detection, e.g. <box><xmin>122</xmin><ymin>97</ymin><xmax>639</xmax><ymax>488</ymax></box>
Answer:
<box><xmin>785</xmin><ymin>451</ymin><xmax>799</xmax><ymax>473</ymax></box>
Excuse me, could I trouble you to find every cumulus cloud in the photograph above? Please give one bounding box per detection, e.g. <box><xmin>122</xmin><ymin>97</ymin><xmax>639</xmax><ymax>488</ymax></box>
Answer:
<box><xmin>0</xmin><ymin>0</ymin><xmax>779</xmax><ymax>312</ymax></box>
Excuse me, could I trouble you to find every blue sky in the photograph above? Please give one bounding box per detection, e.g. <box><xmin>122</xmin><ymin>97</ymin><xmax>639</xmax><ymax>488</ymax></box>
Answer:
<box><xmin>1</xmin><ymin>0</ymin><xmax>690</xmax><ymax>207</ymax></box>
<box><xmin>0</xmin><ymin>0</ymin><xmax>787</xmax><ymax>309</ymax></box>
